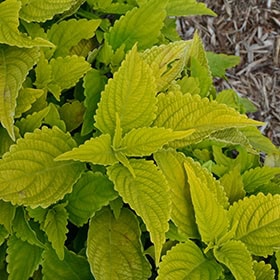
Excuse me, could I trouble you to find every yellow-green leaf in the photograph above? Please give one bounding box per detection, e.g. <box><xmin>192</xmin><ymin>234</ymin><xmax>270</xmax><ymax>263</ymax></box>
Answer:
<box><xmin>184</xmin><ymin>158</ymin><xmax>229</xmax><ymax>244</ymax></box>
<box><xmin>0</xmin><ymin>126</ymin><xmax>84</xmax><ymax>208</ymax></box>
<box><xmin>95</xmin><ymin>46</ymin><xmax>157</xmax><ymax>135</ymax></box>
<box><xmin>228</xmin><ymin>193</ymin><xmax>280</xmax><ymax>256</ymax></box>
<box><xmin>213</xmin><ymin>240</ymin><xmax>255</xmax><ymax>280</ymax></box>
<box><xmin>0</xmin><ymin>0</ymin><xmax>54</xmax><ymax>47</ymax></box>
<box><xmin>153</xmin><ymin>91</ymin><xmax>264</xmax><ymax>146</ymax></box>
<box><xmin>157</xmin><ymin>241</ymin><xmax>223</xmax><ymax>280</ymax></box>
<box><xmin>107</xmin><ymin>159</ymin><xmax>171</xmax><ymax>265</ymax></box>
<box><xmin>253</xmin><ymin>261</ymin><xmax>275</xmax><ymax>280</ymax></box>
<box><xmin>56</xmin><ymin>134</ymin><xmax>118</xmax><ymax>165</ymax></box>
<box><xmin>87</xmin><ymin>207</ymin><xmax>151</xmax><ymax>280</ymax></box>
<box><xmin>0</xmin><ymin>200</ymin><xmax>16</xmax><ymax>233</ymax></box>
<box><xmin>154</xmin><ymin>149</ymin><xmax>199</xmax><ymax>238</ymax></box>
<box><xmin>0</xmin><ymin>46</ymin><xmax>40</xmax><ymax>140</ymax></box>
<box><xmin>19</xmin><ymin>0</ymin><xmax>77</xmax><ymax>23</ymax></box>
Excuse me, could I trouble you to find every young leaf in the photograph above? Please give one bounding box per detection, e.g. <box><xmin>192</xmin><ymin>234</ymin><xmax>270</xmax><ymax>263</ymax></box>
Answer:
<box><xmin>121</xmin><ymin>127</ymin><xmax>194</xmax><ymax>157</ymax></box>
<box><xmin>107</xmin><ymin>159</ymin><xmax>171</xmax><ymax>265</ymax></box>
<box><xmin>0</xmin><ymin>200</ymin><xmax>16</xmax><ymax>233</ymax></box>
<box><xmin>0</xmin><ymin>126</ymin><xmax>84</xmax><ymax>208</ymax></box>
<box><xmin>213</xmin><ymin>240</ymin><xmax>255</xmax><ymax>280</ymax></box>
<box><xmin>0</xmin><ymin>46</ymin><xmax>40</xmax><ymax>140</ymax></box>
<box><xmin>47</xmin><ymin>55</ymin><xmax>91</xmax><ymax>100</ymax></box>
<box><xmin>42</xmin><ymin>246</ymin><xmax>93</xmax><ymax>280</ymax></box>
<box><xmin>94</xmin><ymin>46</ymin><xmax>157</xmax><ymax>136</ymax></box>
<box><xmin>19</xmin><ymin>0</ymin><xmax>78</xmax><ymax>23</ymax></box>
<box><xmin>7</xmin><ymin>235</ymin><xmax>43</xmax><ymax>280</ymax></box>
<box><xmin>153</xmin><ymin>91</ymin><xmax>264</xmax><ymax>146</ymax></box>
<box><xmin>106</xmin><ymin>0</ymin><xmax>168</xmax><ymax>51</ymax></box>
<box><xmin>207</xmin><ymin>52</ymin><xmax>240</xmax><ymax>78</ymax></box>
<box><xmin>0</xmin><ymin>0</ymin><xmax>54</xmax><ymax>47</ymax></box>
<box><xmin>141</xmin><ymin>40</ymin><xmax>192</xmax><ymax>91</ymax></box>
<box><xmin>42</xmin><ymin>204</ymin><xmax>68</xmax><ymax>260</ymax></box>
<box><xmin>87</xmin><ymin>207</ymin><xmax>151</xmax><ymax>280</ymax></box>
<box><xmin>56</xmin><ymin>134</ymin><xmax>118</xmax><ymax>165</ymax></box>
<box><xmin>0</xmin><ymin>225</ymin><xmax>8</xmax><ymax>246</ymax></box>
<box><xmin>253</xmin><ymin>261</ymin><xmax>275</xmax><ymax>280</ymax></box>
<box><xmin>157</xmin><ymin>241</ymin><xmax>223</xmax><ymax>279</ymax></box>
<box><xmin>242</xmin><ymin>166</ymin><xmax>280</xmax><ymax>193</ymax></box>
<box><xmin>228</xmin><ymin>193</ymin><xmax>280</xmax><ymax>256</ymax></box>
<box><xmin>47</xmin><ymin>18</ymin><xmax>101</xmax><ymax>57</ymax></box>
<box><xmin>184</xmin><ymin>158</ymin><xmax>229</xmax><ymax>244</ymax></box>
<box><xmin>166</xmin><ymin>0</ymin><xmax>216</xmax><ymax>16</ymax></box>
<box><xmin>154</xmin><ymin>149</ymin><xmax>199</xmax><ymax>238</ymax></box>
<box><xmin>66</xmin><ymin>171</ymin><xmax>118</xmax><ymax>226</ymax></box>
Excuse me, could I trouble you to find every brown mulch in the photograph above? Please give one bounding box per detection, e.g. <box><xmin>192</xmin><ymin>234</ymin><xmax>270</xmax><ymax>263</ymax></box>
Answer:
<box><xmin>178</xmin><ymin>0</ymin><xmax>280</xmax><ymax>146</ymax></box>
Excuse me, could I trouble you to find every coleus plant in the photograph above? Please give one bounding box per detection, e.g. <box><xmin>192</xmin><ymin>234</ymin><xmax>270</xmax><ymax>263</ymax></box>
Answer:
<box><xmin>1</xmin><ymin>0</ymin><xmax>280</xmax><ymax>279</ymax></box>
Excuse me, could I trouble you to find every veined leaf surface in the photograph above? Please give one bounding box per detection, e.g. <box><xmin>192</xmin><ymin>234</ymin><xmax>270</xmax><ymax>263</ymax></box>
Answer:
<box><xmin>0</xmin><ymin>200</ymin><xmax>16</xmax><ymax>233</ymax></box>
<box><xmin>95</xmin><ymin>46</ymin><xmax>157</xmax><ymax>135</ymax></box>
<box><xmin>157</xmin><ymin>241</ymin><xmax>223</xmax><ymax>280</ymax></box>
<box><xmin>0</xmin><ymin>126</ymin><xmax>84</xmax><ymax>208</ymax></box>
<box><xmin>184</xmin><ymin>158</ymin><xmax>229</xmax><ymax>244</ymax></box>
<box><xmin>108</xmin><ymin>159</ymin><xmax>171</xmax><ymax>265</ymax></box>
<box><xmin>228</xmin><ymin>193</ymin><xmax>280</xmax><ymax>256</ymax></box>
<box><xmin>153</xmin><ymin>91</ymin><xmax>263</xmax><ymax>146</ymax></box>
<box><xmin>154</xmin><ymin>149</ymin><xmax>199</xmax><ymax>238</ymax></box>
<box><xmin>0</xmin><ymin>46</ymin><xmax>40</xmax><ymax>140</ymax></box>
<box><xmin>56</xmin><ymin>134</ymin><xmax>118</xmax><ymax>165</ymax></box>
<box><xmin>47</xmin><ymin>18</ymin><xmax>101</xmax><ymax>57</ymax></box>
<box><xmin>253</xmin><ymin>261</ymin><xmax>275</xmax><ymax>280</ymax></box>
<box><xmin>87</xmin><ymin>207</ymin><xmax>151</xmax><ymax>280</ymax></box>
<box><xmin>214</xmin><ymin>240</ymin><xmax>255</xmax><ymax>280</ymax></box>
<box><xmin>106</xmin><ymin>0</ymin><xmax>167</xmax><ymax>51</ymax></box>
<box><xmin>66</xmin><ymin>171</ymin><xmax>118</xmax><ymax>226</ymax></box>
<box><xmin>121</xmin><ymin>127</ymin><xmax>194</xmax><ymax>157</ymax></box>
<box><xmin>19</xmin><ymin>0</ymin><xmax>77</xmax><ymax>23</ymax></box>
<box><xmin>0</xmin><ymin>0</ymin><xmax>54</xmax><ymax>47</ymax></box>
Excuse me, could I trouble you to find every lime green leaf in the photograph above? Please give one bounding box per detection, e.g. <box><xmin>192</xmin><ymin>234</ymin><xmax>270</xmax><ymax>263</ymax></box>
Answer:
<box><xmin>0</xmin><ymin>0</ymin><xmax>54</xmax><ymax>47</ymax></box>
<box><xmin>157</xmin><ymin>241</ymin><xmax>223</xmax><ymax>280</ymax></box>
<box><xmin>141</xmin><ymin>40</ymin><xmax>192</xmax><ymax>91</ymax></box>
<box><xmin>0</xmin><ymin>46</ymin><xmax>40</xmax><ymax>140</ymax></box>
<box><xmin>44</xmin><ymin>103</ymin><xmax>67</xmax><ymax>132</ymax></box>
<box><xmin>12</xmin><ymin>207</ymin><xmax>44</xmax><ymax>248</ymax></box>
<box><xmin>15</xmin><ymin>88</ymin><xmax>44</xmax><ymax>118</ymax></box>
<box><xmin>95</xmin><ymin>46</ymin><xmax>157</xmax><ymax>136</ymax></box>
<box><xmin>107</xmin><ymin>159</ymin><xmax>171</xmax><ymax>265</ymax></box>
<box><xmin>242</xmin><ymin>166</ymin><xmax>280</xmax><ymax>193</ymax></box>
<box><xmin>42</xmin><ymin>204</ymin><xmax>68</xmax><ymax>260</ymax></box>
<box><xmin>189</xmin><ymin>32</ymin><xmax>209</xmax><ymax>68</ymax></box>
<box><xmin>47</xmin><ymin>55</ymin><xmax>91</xmax><ymax>100</ymax></box>
<box><xmin>228</xmin><ymin>193</ymin><xmax>280</xmax><ymax>256</ymax></box>
<box><xmin>7</xmin><ymin>235</ymin><xmax>43</xmax><ymax>280</ymax></box>
<box><xmin>276</xmin><ymin>251</ymin><xmax>280</xmax><ymax>279</ymax></box>
<box><xmin>154</xmin><ymin>149</ymin><xmax>199</xmax><ymax>238</ymax></box>
<box><xmin>34</xmin><ymin>53</ymin><xmax>52</xmax><ymax>90</ymax></box>
<box><xmin>184</xmin><ymin>158</ymin><xmax>229</xmax><ymax>244</ymax></box>
<box><xmin>0</xmin><ymin>126</ymin><xmax>15</xmax><ymax>157</ymax></box>
<box><xmin>220</xmin><ymin>165</ymin><xmax>245</xmax><ymax>204</ymax></box>
<box><xmin>66</xmin><ymin>171</ymin><xmax>118</xmax><ymax>226</ymax></box>
<box><xmin>0</xmin><ymin>200</ymin><xmax>16</xmax><ymax>233</ymax></box>
<box><xmin>166</xmin><ymin>0</ymin><xmax>216</xmax><ymax>16</ymax></box>
<box><xmin>106</xmin><ymin>0</ymin><xmax>167</xmax><ymax>51</ymax></box>
<box><xmin>56</xmin><ymin>134</ymin><xmax>118</xmax><ymax>165</ymax></box>
<box><xmin>58</xmin><ymin>101</ymin><xmax>85</xmax><ymax>132</ymax></box>
<box><xmin>27</xmin><ymin>206</ymin><xmax>48</xmax><ymax>224</ymax></box>
<box><xmin>16</xmin><ymin>106</ymin><xmax>50</xmax><ymax>135</ymax></box>
<box><xmin>0</xmin><ymin>126</ymin><xmax>84</xmax><ymax>208</ymax></box>
<box><xmin>216</xmin><ymin>89</ymin><xmax>244</xmax><ymax>111</ymax></box>
<box><xmin>81</xmin><ymin>69</ymin><xmax>107</xmax><ymax>136</ymax></box>
<box><xmin>253</xmin><ymin>261</ymin><xmax>275</xmax><ymax>280</ymax></box>
<box><xmin>178</xmin><ymin>76</ymin><xmax>200</xmax><ymax>95</ymax></box>
<box><xmin>42</xmin><ymin>246</ymin><xmax>93</xmax><ymax>280</ymax></box>
<box><xmin>239</xmin><ymin>126</ymin><xmax>279</xmax><ymax>154</ymax></box>
<box><xmin>153</xmin><ymin>91</ymin><xmax>264</xmax><ymax>146</ymax></box>
<box><xmin>190</xmin><ymin>56</ymin><xmax>212</xmax><ymax>97</ymax></box>
<box><xmin>213</xmin><ymin>240</ymin><xmax>255</xmax><ymax>280</ymax></box>
<box><xmin>47</xmin><ymin>18</ymin><xmax>101</xmax><ymax>57</ymax></box>
<box><xmin>19</xmin><ymin>0</ymin><xmax>78</xmax><ymax>23</ymax></box>
<box><xmin>0</xmin><ymin>225</ymin><xmax>8</xmax><ymax>246</ymax></box>
<box><xmin>121</xmin><ymin>127</ymin><xmax>194</xmax><ymax>157</ymax></box>
<box><xmin>87</xmin><ymin>207</ymin><xmax>151</xmax><ymax>280</ymax></box>
<box><xmin>207</xmin><ymin>52</ymin><xmax>240</xmax><ymax>78</ymax></box>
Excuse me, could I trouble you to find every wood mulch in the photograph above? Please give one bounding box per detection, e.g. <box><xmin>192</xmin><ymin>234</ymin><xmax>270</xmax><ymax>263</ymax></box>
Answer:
<box><xmin>178</xmin><ymin>0</ymin><xmax>280</xmax><ymax>146</ymax></box>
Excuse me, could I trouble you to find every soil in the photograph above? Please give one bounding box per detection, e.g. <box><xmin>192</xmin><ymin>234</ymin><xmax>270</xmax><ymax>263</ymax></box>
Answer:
<box><xmin>178</xmin><ymin>0</ymin><xmax>280</xmax><ymax>146</ymax></box>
